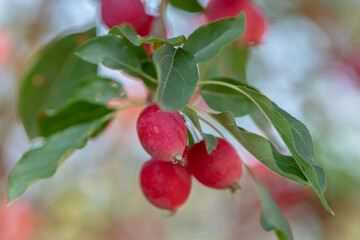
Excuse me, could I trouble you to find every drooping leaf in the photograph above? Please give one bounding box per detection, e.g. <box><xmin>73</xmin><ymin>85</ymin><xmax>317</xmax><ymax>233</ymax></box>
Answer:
<box><xmin>245</xmin><ymin>165</ymin><xmax>293</xmax><ymax>240</ymax></box>
<box><xmin>209</xmin><ymin>111</ymin><xmax>308</xmax><ymax>186</ymax></box>
<box><xmin>109</xmin><ymin>25</ymin><xmax>186</xmax><ymax>47</ymax></box>
<box><xmin>19</xmin><ymin>28</ymin><xmax>97</xmax><ymax>139</ymax></box>
<box><xmin>183</xmin><ymin>12</ymin><xmax>245</xmax><ymax>63</ymax></box>
<box><xmin>251</xmin><ymin>110</ymin><xmax>287</xmax><ymax>153</ymax></box>
<box><xmin>169</xmin><ymin>0</ymin><xmax>204</xmax><ymax>13</ymax></box>
<box><xmin>182</xmin><ymin>106</ymin><xmax>217</xmax><ymax>153</ymax></box>
<box><xmin>153</xmin><ymin>44</ymin><xmax>198</xmax><ymax>111</ymax></box>
<box><xmin>75</xmin><ymin>34</ymin><xmax>157</xmax><ymax>88</ymax></box>
<box><xmin>200</xmin><ymin>78</ymin><xmax>257</xmax><ymax>117</ymax></box>
<box><xmin>38</xmin><ymin>101</ymin><xmax>114</xmax><ymax>137</ymax></box>
<box><xmin>68</xmin><ymin>74</ymin><xmax>125</xmax><ymax>105</ymax></box>
<box><xmin>200</xmin><ymin>78</ymin><xmax>333</xmax><ymax>214</ymax></box>
<box><xmin>7</xmin><ymin>114</ymin><xmax>114</xmax><ymax>204</ymax></box>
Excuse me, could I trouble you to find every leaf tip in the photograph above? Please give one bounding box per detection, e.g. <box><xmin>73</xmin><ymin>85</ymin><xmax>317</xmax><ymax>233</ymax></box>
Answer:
<box><xmin>6</xmin><ymin>192</ymin><xmax>17</xmax><ymax>206</ymax></box>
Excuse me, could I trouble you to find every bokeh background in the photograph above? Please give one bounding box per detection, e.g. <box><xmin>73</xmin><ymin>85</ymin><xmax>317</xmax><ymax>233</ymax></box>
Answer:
<box><xmin>1</xmin><ymin>0</ymin><xmax>360</xmax><ymax>239</ymax></box>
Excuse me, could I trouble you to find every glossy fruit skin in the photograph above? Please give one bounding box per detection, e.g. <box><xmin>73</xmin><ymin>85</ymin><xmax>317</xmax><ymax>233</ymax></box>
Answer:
<box><xmin>137</xmin><ymin>103</ymin><xmax>187</xmax><ymax>162</ymax></box>
<box><xmin>140</xmin><ymin>159</ymin><xmax>192</xmax><ymax>210</ymax></box>
<box><xmin>101</xmin><ymin>0</ymin><xmax>154</xmax><ymax>36</ymax></box>
<box><xmin>205</xmin><ymin>0</ymin><xmax>267</xmax><ymax>46</ymax></box>
<box><xmin>188</xmin><ymin>138</ymin><xmax>243</xmax><ymax>189</ymax></box>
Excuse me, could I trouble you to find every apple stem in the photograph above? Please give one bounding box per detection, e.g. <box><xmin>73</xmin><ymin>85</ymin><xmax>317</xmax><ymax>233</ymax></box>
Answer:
<box><xmin>172</xmin><ymin>154</ymin><xmax>185</xmax><ymax>166</ymax></box>
<box><xmin>167</xmin><ymin>209</ymin><xmax>177</xmax><ymax>217</ymax></box>
<box><xmin>229</xmin><ymin>182</ymin><xmax>241</xmax><ymax>194</ymax></box>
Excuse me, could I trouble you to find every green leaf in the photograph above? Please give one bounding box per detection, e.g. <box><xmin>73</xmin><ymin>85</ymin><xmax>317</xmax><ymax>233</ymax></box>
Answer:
<box><xmin>68</xmin><ymin>74</ymin><xmax>125</xmax><ymax>105</ymax></box>
<box><xmin>108</xmin><ymin>25</ymin><xmax>139</xmax><ymax>46</ymax></box>
<box><xmin>183</xmin><ymin>13</ymin><xmax>245</xmax><ymax>63</ymax></box>
<box><xmin>199</xmin><ymin>44</ymin><xmax>249</xmax><ymax>81</ymax></box>
<box><xmin>153</xmin><ymin>44</ymin><xmax>199</xmax><ymax>111</ymax></box>
<box><xmin>222</xmin><ymin>45</ymin><xmax>249</xmax><ymax>81</ymax></box>
<box><xmin>246</xmin><ymin>165</ymin><xmax>293</xmax><ymax>240</ymax></box>
<box><xmin>37</xmin><ymin>75</ymin><xmax>123</xmax><ymax>137</ymax></box>
<box><xmin>75</xmin><ymin>34</ymin><xmax>157</xmax><ymax>88</ymax></box>
<box><xmin>187</xmin><ymin>129</ymin><xmax>195</xmax><ymax>147</ymax></box>
<box><xmin>200</xmin><ymin>79</ymin><xmax>333</xmax><ymax>214</ymax></box>
<box><xmin>203</xmin><ymin>133</ymin><xmax>217</xmax><ymax>153</ymax></box>
<box><xmin>182</xmin><ymin>106</ymin><xmax>217</xmax><ymax>153</ymax></box>
<box><xmin>209</xmin><ymin>111</ymin><xmax>308</xmax><ymax>186</ymax></box>
<box><xmin>200</xmin><ymin>78</ymin><xmax>257</xmax><ymax>117</ymax></box>
<box><xmin>38</xmin><ymin>101</ymin><xmax>114</xmax><ymax>137</ymax></box>
<box><xmin>109</xmin><ymin>25</ymin><xmax>186</xmax><ymax>47</ymax></box>
<box><xmin>19</xmin><ymin>28</ymin><xmax>97</xmax><ymax>139</ymax></box>
<box><xmin>7</xmin><ymin>115</ymin><xmax>113</xmax><ymax>204</ymax></box>
<box><xmin>169</xmin><ymin>0</ymin><xmax>204</xmax><ymax>12</ymax></box>
<box><xmin>251</xmin><ymin>110</ymin><xmax>287</xmax><ymax>153</ymax></box>
<box><xmin>140</xmin><ymin>35</ymin><xmax>186</xmax><ymax>47</ymax></box>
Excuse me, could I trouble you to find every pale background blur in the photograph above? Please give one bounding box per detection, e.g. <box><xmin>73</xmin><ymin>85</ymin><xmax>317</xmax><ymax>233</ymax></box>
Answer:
<box><xmin>1</xmin><ymin>0</ymin><xmax>360</xmax><ymax>239</ymax></box>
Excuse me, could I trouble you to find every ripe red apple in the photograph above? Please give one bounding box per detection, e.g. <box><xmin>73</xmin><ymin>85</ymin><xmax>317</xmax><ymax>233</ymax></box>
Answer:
<box><xmin>137</xmin><ymin>103</ymin><xmax>187</xmax><ymax>162</ymax></box>
<box><xmin>140</xmin><ymin>159</ymin><xmax>192</xmax><ymax>211</ymax></box>
<box><xmin>101</xmin><ymin>0</ymin><xmax>154</xmax><ymax>36</ymax></box>
<box><xmin>205</xmin><ymin>0</ymin><xmax>267</xmax><ymax>46</ymax></box>
<box><xmin>187</xmin><ymin>138</ymin><xmax>243</xmax><ymax>190</ymax></box>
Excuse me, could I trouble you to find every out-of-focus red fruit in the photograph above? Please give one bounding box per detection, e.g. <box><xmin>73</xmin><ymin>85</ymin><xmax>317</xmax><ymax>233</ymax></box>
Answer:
<box><xmin>101</xmin><ymin>0</ymin><xmax>154</xmax><ymax>36</ymax></box>
<box><xmin>240</xmin><ymin>4</ymin><xmax>267</xmax><ymax>45</ymax></box>
<box><xmin>205</xmin><ymin>0</ymin><xmax>267</xmax><ymax>46</ymax></box>
<box><xmin>188</xmin><ymin>138</ymin><xmax>243</xmax><ymax>190</ymax></box>
<box><xmin>252</xmin><ymin>164</ymin><xmax>307</xmax><ymax>208</ymax></box>
<box><xmin>137</xmin><ymin>103</ymin><xmax>187</xmax><ymax>162</ymax></box>
<box><xmin>0</xmin><ymin>199</ymin><xmax>35</xmax><ymax>240</ymax></box>
<box><xmin>0</xmin><ymin>29</ymin><xmax>10</xmax><ymax>66</ymax></box>
<box><xmin>206</xmin><ymin>0</ymin><xmax>249</xmax><ymax>21</ymax></box>
<box><xmin>341</xmin><ymin>52</ymin><xmax>360</xmax><ymax>86</ymax></box>
<box><xmin>140</xmin><ymin>159</ymin><xmax>192</xmax><ymax>211</ymax></box>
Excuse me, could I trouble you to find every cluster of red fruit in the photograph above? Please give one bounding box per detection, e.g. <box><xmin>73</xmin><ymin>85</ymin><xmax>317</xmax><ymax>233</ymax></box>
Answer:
<box><xmin>99</xmin><ymin>0</ymin><xmax>267</xmax><ymax>211</ymax></box>
<box><xmin>206</xmin><ymin>0</ymin><xmax>267</xmax><ymax>46</ymax></box>
<box><xmin>101</xmin><ymin>0</ymin><xmax>267</xmax><ymax>47</ymax></box>
<box><xmin>137</xmin><ymin>104</ymin><xmax>243</xmax><ymax>211</ymax></box>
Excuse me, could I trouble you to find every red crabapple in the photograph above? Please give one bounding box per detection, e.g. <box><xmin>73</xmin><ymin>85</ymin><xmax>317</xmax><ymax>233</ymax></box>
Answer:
<box><xmin>140</xmin><ymin>159</ymin><xmax>192</xmax><ymax>211</ymax></box>
<box><xmin>205</xmin><ymin>0</ymin><xmax>267</xmax><ymax>46</ymax></box>
<box><xmin>187</xmin><ymin>138</ymin><xmax>243</xmax><ymax>190</ymax></box>
<box><xmin>101</xmin><ymin>0</ymin><xmax>154</xmax><ymax>36</ymax></box>
<box><xmin>136</xmin><ymin>103</ymin><xmax>187</xmax><ymax>163</ymax></box>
